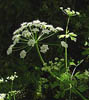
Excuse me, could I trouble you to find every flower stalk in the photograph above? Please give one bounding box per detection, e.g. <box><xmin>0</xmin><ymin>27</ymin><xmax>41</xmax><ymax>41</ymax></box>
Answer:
<box><xmin>35</xmin><ymin>42</ymin><xmax>45</xmax><ymax>64</ymax></box>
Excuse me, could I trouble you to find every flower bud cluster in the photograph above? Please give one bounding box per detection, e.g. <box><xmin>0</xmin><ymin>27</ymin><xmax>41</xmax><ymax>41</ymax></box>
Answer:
<box><xmin>60</xmin><ymin>7</ymin><xmax>80</xmax><ymax>17</ymax></box>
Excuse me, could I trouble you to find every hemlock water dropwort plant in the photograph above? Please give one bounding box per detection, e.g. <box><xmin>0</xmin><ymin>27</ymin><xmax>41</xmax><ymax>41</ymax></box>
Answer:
<box><xmin>7</xmin><ymin>20</ymin><xmax>63</xmax><ymax>64</ymax></box>
<box><xmin>7</xmin><ymin>7</ymin><xmax>89</xmax><ymax>100</ymax></box>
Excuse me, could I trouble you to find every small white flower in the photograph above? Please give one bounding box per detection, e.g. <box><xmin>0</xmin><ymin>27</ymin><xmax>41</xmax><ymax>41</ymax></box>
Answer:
<box><xmin>13</xmin><ymin>38</ymin><xmax>20</xmax><ymax>45</ymax></box>
<box><xmin>14</xmin><ymin>75</ymin><xmax>18</xmax><ymax>78</ymax></box>
<box><xmin>60</xmin><ymin>7</ymin><xmax>63</xmax><ymax>10</ymax></box>
<box><xmin>5</xmin><ymin>80</ymin><xmax>8</xmax><ymax>82</ymax></box>
<box><xmin>21</xmin><ymin>22</ymin><xmax>27</xmax><ymax>26</ymax></box>
<box><xmin>50</xmin><ymin>27</ymin><xmax>56</xmax><ymax>32</ymax></box>
<box><xmin>67</xmin><ymin>7</ymin><xmax>71</xmax><ymax>10</ymax></box>
<box><xmin>40</xmin><ymin>22</ymin><xmax>47</xmax><ymax>25</ymax></box>
<box><xmin>7</xmin><ymin>48</ymin><xmax>12</xmax><ymax>55</ymax></box>
<box><xmin>0</xmin><ymin>78</ymin><xmax>4</xmax><ymax>83</ymax></box>
<box><xmin>9</xmin><ymin>75</ymin><xmax>15</xmax><ymax>81</ymax></box>
<box><xmin>33</xmin><ymin>20</ymin><xmax>40</xmax><ymax>24</ymax></box>
<box><xmin>7</xmin><ymin>76</ymin><xmax>10</xmax><ymax>80</ymax></box>
<box><xmin>45</xmin><ymin>25</ymin><xmax>53</xmax><ymax>29</ymax></box>
<box><xmin>14</xmin><ymin>72</ymin><xmax>17</xmax><ymax>74</ymax></box>
<box><xmin>22</xmin><ymin>30</ymin><xmax>31</xmax><ymax>37</ymax></box>
<box><xmin>61</xmin><ymin>41</ymin><xmax>68</xmax><ymax>48</ymax></box>
<box><xmin>13</xmin><ymin>28</ymin><xmax>21</xmax><ymax>35</ymax></box>
<box><xmin>32</xmin><ymin>28</ymin><xmax>39</xmax><ymax>33</ymax></box>
<box><xmin>56</xmin><ymin>27</ymin><xmax>64</xmax><ymax>31</ymax></box>
<box><xmin>20</xmin><ymin>50</ymin><xmax>27</xmax><ymax>59</ymax></box>
<box><xmin>7</xmin><ymin>44</ymin><xmax>14</xmax><ymax>55</ymax></box>
<box><xmin>12</xmin><ymin>34</ymin><xmax>21</xmax><ymax>44</ymax></box>
<box><xmin>76</xmin><ymin>12</ymin><xmax>80</xmax><ymax>15</ymax></box>
<box><xmin>42</xmin><ymin>29</ymin><xmax>50</xmax><ymax>34</ymax></box>
<box><xmin>0</xmin><ymin>93</ymin><xmax>6</xmax><ymax>100</ymax></box>
<box><xmin>12</xmin><ymin>34</ymin><xmax>21</xmax><ymax>40</ymax></box>
<box><xmin>27</xmin><ymin>39</ymin><xmax>35</xmax><ymax>47</ymax></box>
<box><xmin>40</xmin><ymin>44</ymin><xmax>49</xmax><ymax>53</ymax></box>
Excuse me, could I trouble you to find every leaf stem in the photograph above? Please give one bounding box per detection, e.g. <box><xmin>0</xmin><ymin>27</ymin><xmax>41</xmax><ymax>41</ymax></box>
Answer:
<box><xmin>73</xmin><ymin>88</ymin><xmax>88</xmax><ymax>100</ymax></box>
<box><xmin>65</xmin><ymin>17</ymin><xmax>70</xmax><ymax>71</ymax></box>
<box><xmin>11</xmin><ymin>80</ymin><xmax>13</xmax><ymax>91</ymax></box>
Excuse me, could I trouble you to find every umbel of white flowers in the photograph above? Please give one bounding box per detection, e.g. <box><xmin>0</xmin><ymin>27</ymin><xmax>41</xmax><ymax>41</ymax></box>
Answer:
<box><xmin>7</xmin><ymin>20</ymin><xmax>63</xmax><ymax>59</ymax></box>
<box><xmin>40</xmin><ymin>45</ymin><xmax>49</xmax><ymax>53</ymax></box>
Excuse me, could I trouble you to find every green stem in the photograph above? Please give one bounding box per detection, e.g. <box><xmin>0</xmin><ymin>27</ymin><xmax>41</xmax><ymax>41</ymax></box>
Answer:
<box><xmin>69</xmin><ymin>84</ymin><xmax>72</xmax><ymax>100</ymax></box>
<box><xmin>35</xmin><ymin>43</ymin><xmax>45</xmax><ymax>64</ymax></box>
<box><xmin>11</xmin><ymin>80</ymin><xmax>13</xmax><ymax>91</ymax></box>
<box><xmin>13</xmin><ymin>94</ymin><xmax>16</xmax><ymax>100</ymax></box>
<box><xmin>39</xmin><ymin>32</ymin><xmax>57</xmax><ymax>41</ymax></box>
<box><xmin>65</xmin><ymin>17</ymin><xmax>70</xmax><ymax>71</ymax></box>
<box><xmin>8</xmin><ymin>94</ymin><xmax>11</xmax><ymax>100</ymax></box>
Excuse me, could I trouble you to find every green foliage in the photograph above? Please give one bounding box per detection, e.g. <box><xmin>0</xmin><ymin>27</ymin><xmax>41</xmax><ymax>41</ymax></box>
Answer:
<box><xmin>41</xmin><ymin>59</ymin><xmax>89</xmax><ymax>99</ymax></box>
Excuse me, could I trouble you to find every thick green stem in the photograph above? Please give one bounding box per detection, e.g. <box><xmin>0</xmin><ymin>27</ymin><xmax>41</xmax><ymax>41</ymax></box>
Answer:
<box><xmin>65</xmin><ymin>17</ymin><xmax>70</xmax><ymax>71</ymax></box>
<box><xmin>35</xmin><ymin>43</ymin><xmax>45</xmax><ymax>64</ymax></box>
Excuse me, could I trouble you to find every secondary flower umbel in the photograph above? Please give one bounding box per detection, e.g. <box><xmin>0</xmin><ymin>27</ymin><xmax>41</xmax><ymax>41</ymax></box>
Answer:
<box><xmin>60</xmin><ymin>7</ymin><xmax>80</xmax><ymax>17</ymax></box>
<box><xmin>40</xmin><ymin>44</ymin><xmax>49</xmax><ymax>53</ymax></box>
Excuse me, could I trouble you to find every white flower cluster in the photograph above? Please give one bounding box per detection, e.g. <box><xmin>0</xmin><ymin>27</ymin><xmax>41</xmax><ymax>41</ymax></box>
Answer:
<box><xmin>61</xmin><ymin>41</ymin><xmax>68</xmax><ymax>48</ymax></box>
<box><xmin>12</xmin><ymin>34</ymin><xmax>21</xmax><ymax>45</ymax></box>
<box><xmin>60</xmin><ymin>7</ymin><xmax>80</xmax><ymax>16</ymax></box>
<box><xmin>0</xmin><ymin>78</ymin><xmax>4</xmax><ymax>83</ymax></box>
<box><xmin>22</xmin><ymin>30</ymin><xmax>31</xmax><ymax>38</ymax></box>
<box><xmin>27</xmin><ymin>39</ymin><xmax>35</xmax><ymax>47</ymax></box>
<box><xmin>0</xmin><ymin>93</ymin><xmax>6</xmax><ymax>100</ymax></box>
<box><xmin>6</xmin><ymin>72</ymin><xmax>18</xmax><ymax>81</ymax></box>
<box><xmin>40</xmin><ymin>44</ymin><xmax>49</xmax><ymax>53</ymax></box>
<box><xmin>0</xmin><ymin>72</ymin><xmax>18</xmax><ymax>84</ymax></box>
<box><xmin>7</xmin><ymin>44</ymin><xmax>14</xmax><ymax>55</ymax></box>
<box><xmin>7</xmin><ymin>20</ymin><xmax>63</xmax><ymax>58</ymax></box>
<box><xmin>20</xmin><ymin>50</ymin><xmax>27</xmax><ymax>59</ymax></box>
